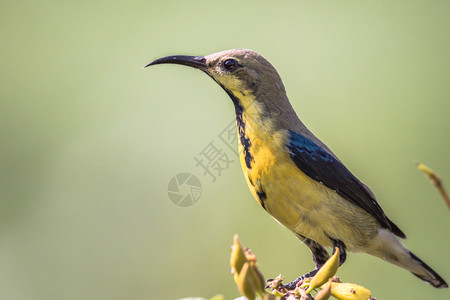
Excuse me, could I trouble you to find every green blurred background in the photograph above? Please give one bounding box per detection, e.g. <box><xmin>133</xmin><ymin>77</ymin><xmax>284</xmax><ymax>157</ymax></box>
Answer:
<box><xmin>1</xmin><ymin>1</ymin><xmax>449</xmax><ymax>299</ymax></box>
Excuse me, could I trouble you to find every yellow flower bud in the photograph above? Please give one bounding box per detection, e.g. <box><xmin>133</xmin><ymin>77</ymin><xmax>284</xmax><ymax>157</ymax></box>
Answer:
<box><xmin>315</xmin><ymin>279</ymin><xmax>331</xmax><ymax>300</ymax></box>
<box><xmin>237</xmin><ymin>262</ymin><xmax>256</xmax><ymax>300</ymax></box>
<box><xmin>230</xmin><ymin>235</ymin><xmax>247</xmax><ymax>282</ymax></box>
<box><xmin>252</xmin><ymin>261</ymin><xmax>266</xmax><ymax>293</ymax></box>
<box><xmin>306</xmin><ymin>247</ymin><xmax>340</xmax><ymax>294</ymax></box>
<box><xmin>236</xmin><ymin>261</ymin><xmax>266</xmax><ymax>300</ymax></box>
<box><xmin>329</xmin><ymin>282</ymin><xmax>372</xmax><ymax>300</ymax></box>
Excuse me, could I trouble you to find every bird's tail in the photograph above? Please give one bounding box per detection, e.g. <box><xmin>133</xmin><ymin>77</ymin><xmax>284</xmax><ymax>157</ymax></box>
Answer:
<box><xmin>407</xmin><ymin>250</ymin><xmax>448</xmax><ymax>288</ymax></box>
<box><xmin>368</xmin><ymin>229</ymin><xmax>447</xmax><ymax>288</ymax></box>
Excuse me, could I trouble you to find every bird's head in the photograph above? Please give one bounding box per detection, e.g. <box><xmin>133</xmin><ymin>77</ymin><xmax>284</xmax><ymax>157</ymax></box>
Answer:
<box><xmin>144</xmin><ymin>49</ymin><xmax>288</xmax><ymax>110</ymax></box>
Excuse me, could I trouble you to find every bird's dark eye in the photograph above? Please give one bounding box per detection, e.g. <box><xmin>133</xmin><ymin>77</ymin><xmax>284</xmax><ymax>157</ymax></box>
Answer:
<box><xmin>223</xmin><ymin>59</ymin><xmax>238</xmax><ymax>71</ymax></box>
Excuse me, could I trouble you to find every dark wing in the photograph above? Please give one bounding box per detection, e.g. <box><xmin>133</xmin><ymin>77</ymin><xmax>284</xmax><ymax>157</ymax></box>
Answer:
<box><xmin>287</xmin><ymin>131</ymin><xmax>405</xmax><ymax>238</ymax></box>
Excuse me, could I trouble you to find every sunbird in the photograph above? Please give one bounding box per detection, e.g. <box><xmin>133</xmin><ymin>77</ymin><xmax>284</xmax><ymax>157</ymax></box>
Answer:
<box><xmin>145</xmin><ymin>49</ymin><xmax>447</xmax><ymax>288</ymax></box>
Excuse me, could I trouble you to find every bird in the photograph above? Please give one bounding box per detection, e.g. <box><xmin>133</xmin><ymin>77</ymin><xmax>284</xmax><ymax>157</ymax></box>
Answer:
<box><xmin>144</xmin><ymin>49</ymin><xmax>447</xmax><ymax>289</ymax></box>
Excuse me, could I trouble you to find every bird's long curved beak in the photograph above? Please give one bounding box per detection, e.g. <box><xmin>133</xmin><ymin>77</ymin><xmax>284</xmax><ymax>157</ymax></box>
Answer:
<box><xmin>143</xmin><ymin>55</ymin><xmax>207</xmax><ymax>72</ymax></box>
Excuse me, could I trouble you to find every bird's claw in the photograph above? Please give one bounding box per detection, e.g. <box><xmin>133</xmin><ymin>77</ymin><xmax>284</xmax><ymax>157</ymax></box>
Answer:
<box><xmin>281</xmin><ymin>269</ymin><xmax>319</xmax><ymax>291</ymax></box>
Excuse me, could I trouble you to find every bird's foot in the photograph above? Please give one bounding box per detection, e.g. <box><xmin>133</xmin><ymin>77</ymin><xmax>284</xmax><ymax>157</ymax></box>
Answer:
<box><xmin>280</xmin><ymin>268</ymin><xmax>319</xmax><ymax>290</ymax></box>
<box><xmin>268</xmin><ymin>239</ymin><xmax>347</xmax><ymax>292</ymax></box>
